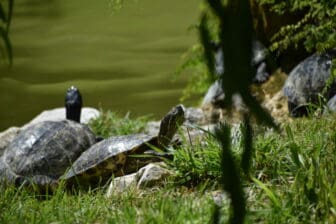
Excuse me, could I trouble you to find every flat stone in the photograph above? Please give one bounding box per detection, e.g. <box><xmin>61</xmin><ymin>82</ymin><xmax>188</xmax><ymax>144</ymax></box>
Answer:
<box><xmin>106</xmin><ymin>173</ymin><xmax>137</xmax><ymax>197</ymax></box>
<box><xmin>136</xmin><ymin>162</ymin><xmax>173</xmax><ymax>189</ymax></box>
<box><xmin>106</xmin><ymin>162</ymin><xmax>173</xmax><ymax>197</ymax></box>
<box><xmin>22</xmin><ymin>107</ymin><xmax>100</xmax><ymax>129</ymax></box>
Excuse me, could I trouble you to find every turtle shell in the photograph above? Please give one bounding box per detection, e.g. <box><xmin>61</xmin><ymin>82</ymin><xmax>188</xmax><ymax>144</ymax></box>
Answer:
<box><xmin>62</xmin><ymin>133</ymin><xmax>158</xmax><ymax>185</ymax></box>
<box><xmin>283</xmin><ymin>51</ymin><xmax>336</xmax><ymax>109</ymax></box>
<box><xmin>0</xmin><ymin>120</ymin><xmax>96</xmax><ymax>186</ymax></box>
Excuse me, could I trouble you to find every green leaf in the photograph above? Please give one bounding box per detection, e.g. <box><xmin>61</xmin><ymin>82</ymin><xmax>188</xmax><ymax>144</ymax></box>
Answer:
<box><xmin>251</xmin><ymin>176</ymin><xmax>281</xmax><ymax>209</ymax></box>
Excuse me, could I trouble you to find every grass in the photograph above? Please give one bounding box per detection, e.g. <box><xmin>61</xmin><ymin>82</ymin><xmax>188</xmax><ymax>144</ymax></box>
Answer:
<box><xmin>88</xmin><ymin>109</ymin><xmax>150</xmax><ymax>138</ymax></box>
<box><xmin>1</xmin><ymin>111</ymin><xmax>336</xmax><ymax>223</ymax></box>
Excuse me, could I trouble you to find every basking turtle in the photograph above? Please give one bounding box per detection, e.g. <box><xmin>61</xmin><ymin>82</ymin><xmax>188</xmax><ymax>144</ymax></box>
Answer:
<box><xmin>0</xmin><ymin>120</ymin><xmax>96</xmax><ymax>187</ymax></box>
<box><xmin>283</xmin><ymin>50</ymin><xmax>336</xmax><ymax>117</ymax></box>
<box><xmin>62</xmin><ymin>105</ymin><xmax>185</xmax><ymax>187</ymax></box>
<box><xmin>0</xmin><ymin>86</ymin><xmax>97</xmax><ymax>187</ymax></box>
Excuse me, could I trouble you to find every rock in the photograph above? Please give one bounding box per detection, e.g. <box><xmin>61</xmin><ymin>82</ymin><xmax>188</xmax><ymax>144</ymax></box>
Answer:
<box><xmin>211</xmin><ymin>40</ymin><xmax>272</xmax><ymax>84</ymax></box>
<box><xmin>324</xmin><ymin>95</ymin><xmax>336</xmax><ymax>113</ymax></box>
<box><xmin>145</xmin><ymin>121</ymin><xmax>160</xmax><ymax>137</ymax></box>
<box><xmin>0</xmin><ymin>127</ymin><xmax>20</xmax><ymax>157</ymax></box>
<box><xmin>106</xmin><ymin>162</ymin><xmax>173</xmax><ymax>197</ymax></box>
<box><xmin>184</xmin><ymin>107</ymin><xmax>206</xmax><ymax>125</ymax></box>
<box><xmin>202</xmin><ymin>40</ymin><xmax>273</xmax><ymax>114</ymax></box>
<box><xmin>106</xmin><ymin>173</ymin><xmax>137</xmax><ymax>196</ymax></box>
<box><xmin>136</xmin><ymin>163</ymin><xmax>173</xmax><ymax>188</ymax></box>
<box><xmin>22</xmin><ymin>107</ymin><xmax>100</xmax><ymax>129</ymax></box>
<box><xmin>263</xmin><ymin>90</ymin><xmax>290</xmax><ymax>123</ymax></box>
<box><xmin>210</xmin><ymin>190</ymin><xmax>229</xmax><ymax>207</ymax></box>
<box><xmin>283</xmin><ymin>50</ymin><xmax>336</xmax><ymax>117</ymax></box>
<box><xmin>202</xmin><ymin>80</ymin><xmax>225</xmax><ymax>108</ymax></box>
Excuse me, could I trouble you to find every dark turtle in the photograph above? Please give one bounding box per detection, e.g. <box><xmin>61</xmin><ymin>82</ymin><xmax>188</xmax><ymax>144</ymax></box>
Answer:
<box><xmin>0</xmin><ymin>86</ymin><xmax>97</xmax><ymax>187</ymax></box>
<box><xmin>283</xmin><ymin>50</ymin><xmax>336</xmax><ymax>117</ymax></box>
<box><xmin>0</xmin><ymin>120</ymin><xmax>96</xmax><ymax>187</ymax></box>
<box><xmin>62</xmin><ymin>105</ymin><xmax>185</xmax><ymax>186</ymax></box>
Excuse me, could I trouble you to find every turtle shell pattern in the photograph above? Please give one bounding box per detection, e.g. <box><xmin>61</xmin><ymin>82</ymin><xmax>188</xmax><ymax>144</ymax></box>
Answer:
<box><xmin>63</xmin><ymin>133</ymin><xmax>158</xmax><ymax>185</ymax></box>
<box><xmin>0</xmin><ymin>120</ymin><xmax>96</xmax><ymax>186</ymax></box>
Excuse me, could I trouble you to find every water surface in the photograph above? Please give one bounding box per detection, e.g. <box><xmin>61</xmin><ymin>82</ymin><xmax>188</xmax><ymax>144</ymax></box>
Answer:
<box><xmin>0</xmin><ymin>0</ymin><xmax>200</xmax><ymax>131</ymax></box>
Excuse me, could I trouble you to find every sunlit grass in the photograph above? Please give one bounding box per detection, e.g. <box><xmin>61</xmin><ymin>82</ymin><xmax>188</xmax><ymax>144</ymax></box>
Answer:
<box><xmin>1</xmin><ymin>113</ymin><xmax>336</xmax><ymax>223</ymax></box>
<box><xmin>88</xmin><ymin>109</ymin><xmax>150</xmax><ymax>138</ymax></box>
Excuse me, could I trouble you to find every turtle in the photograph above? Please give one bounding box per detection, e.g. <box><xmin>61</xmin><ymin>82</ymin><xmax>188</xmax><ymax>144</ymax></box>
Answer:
<box><xmin>0</xmin><ymin>86</ymin><xmax>97</xmax><ymax>187</ymax></box>
<box><xmin>283</xmin><ymin>50</ymin><xmax>336</xmax><ymax>117</ymax></box>
<box><xmin>62</xmin><ymin>104</ymin><xmax>185</xmax><ymax>187</ymax></box>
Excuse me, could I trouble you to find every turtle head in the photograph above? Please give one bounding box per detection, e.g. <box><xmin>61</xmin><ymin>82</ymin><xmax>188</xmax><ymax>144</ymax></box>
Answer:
<box><xmin>158</xmin><ymin>104</ymin><xmax>185</xmax><ymax>148</ymax></box>
<box><xmin>65</xmin><ymin>86</ymin><xmax>82</xmax><ymax>122</ymax></box>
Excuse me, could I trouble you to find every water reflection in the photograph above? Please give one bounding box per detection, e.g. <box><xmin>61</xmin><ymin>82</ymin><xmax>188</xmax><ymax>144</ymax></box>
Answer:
<box><xmin>0</xmin><ymin>0</ymin><xmax>199</xmax><ymax>131</ymax></box>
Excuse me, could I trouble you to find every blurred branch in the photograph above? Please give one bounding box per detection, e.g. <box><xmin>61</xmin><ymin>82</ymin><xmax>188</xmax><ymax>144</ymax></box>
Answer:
<box><xmin>0</xmin><ymin>0</ymin><xmax>13</xmax><ymax>65</ymax></box>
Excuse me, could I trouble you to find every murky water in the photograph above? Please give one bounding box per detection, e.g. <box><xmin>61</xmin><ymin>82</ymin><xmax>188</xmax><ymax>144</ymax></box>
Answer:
<box><xmin>0</xmin><ymin>0</ymin><xmax>200</xmax><ymax>131</ymax></box>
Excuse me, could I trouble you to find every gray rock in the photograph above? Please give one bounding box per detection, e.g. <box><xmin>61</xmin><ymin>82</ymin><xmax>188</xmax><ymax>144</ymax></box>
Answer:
<box><xmin>202</xmin><ymin>80</ymin><xmax>225</xmax><ymax>107</ymax></box>
<box><xmin>136</xmin><ymin>163</ymin><xmax>173</xmax><ymax>188</ymax></box>
<box><xmin>0</xmin><ymin>127</ymin><xmax>20</xmax><ymax>157</ymax></box>
<box><xmin>184</xmin><ymin>107</ymin><xmax>206</xmax><ymax>125</ymax></box>
<box><xmin>106</xmin><ymin>162</ymin><xmax>173</xmax><ymax>197</ymax></box>
<box><xmin>106</xmin><ymin>173</ymin><xmax>137</xmax><ymax>196</ymax></box>
<box><xmin>325</xmin><ymin>94</ymin><xmax>336</xmax><ymax>113</ymax></box>
<box><xmin>204</xmin><ymin>40</ymin><xmax>272</xmax><ymax>109</ymax></box>
<box><xmin>283</xmin><ymin>50</ymin><xmax>336</xmax><ymax>117</ymax></box>
<box><xmin>213</xmin><ymin>40</ymin><xmax>271</xmax><ymax>83</ymax></box>
<box><xmin>22</xmin><ymin>107</ymin><xmax>100</xmax><ymax>129</ymax></box>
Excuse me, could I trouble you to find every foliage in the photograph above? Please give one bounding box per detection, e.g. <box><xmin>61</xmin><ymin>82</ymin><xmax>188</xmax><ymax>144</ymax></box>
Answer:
<box><xmin>175</xmin><ymin>0</ymin><xmax>336</xmax><ymax>101</ymax></box>
<box><xmin>171</xmin><ymin>114</ymin><xmax>336</xmax><ymax>223</ymax></box>
<box><xmin>257</xmin><ymin>0</ymin><xmax>336</xmax><ymax>53</ymax></box>
<box><xmin>0</xmin><ymin>0</ymin><xmax>13</xmax><ymax>64</ymax></box>
<box><xmin>88</xmin><ymin>109</ymin><xmax>150</xmax><ymax>138</ymax></box>
<box><xmin>200</xmin><ymin>0</ymin><xmax>277</xmax><ymax>222</ymax></box>
<box><xmin>0</xmin><ymin>186</ymin><xmax>218</xmax><ymax>223</ymax></box>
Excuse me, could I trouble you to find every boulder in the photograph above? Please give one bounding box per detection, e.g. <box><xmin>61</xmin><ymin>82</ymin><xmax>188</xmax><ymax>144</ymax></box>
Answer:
<box><xmin>283</xmin><ymin>50</ymin><xmax>336</xmax><ymax>117</ymax></box>
<box><xmin>22</xmin><ymin>107</ymin><xmax>100</xmax><ymax>129</ymax></box>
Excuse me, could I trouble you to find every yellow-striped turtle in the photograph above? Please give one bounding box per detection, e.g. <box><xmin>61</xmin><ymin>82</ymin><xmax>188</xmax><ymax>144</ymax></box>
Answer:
<box><xmin>62</xmin><ymin>105</ymin><xmax>185</xmax><ymax>187</ymax></box>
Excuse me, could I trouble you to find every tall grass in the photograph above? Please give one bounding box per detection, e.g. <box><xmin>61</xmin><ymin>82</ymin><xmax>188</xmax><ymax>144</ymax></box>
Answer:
<box><xmin>1</xmin><ymin>113</ymin><xmax>336</xmax><ymax>223</ymax></box>
<box><xmin>170</xmin><ymin>115</ymin><xmax>336</xmax><ymax>223</ymax></box>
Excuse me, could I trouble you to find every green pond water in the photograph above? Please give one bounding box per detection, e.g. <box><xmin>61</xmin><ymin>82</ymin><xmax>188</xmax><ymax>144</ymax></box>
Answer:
<box><xmin>0</xmin><ymin>0</ymin><xmax>200</xmax><ymax>131</ymax></box>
